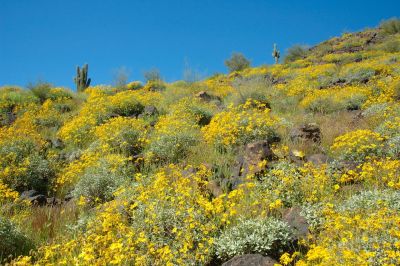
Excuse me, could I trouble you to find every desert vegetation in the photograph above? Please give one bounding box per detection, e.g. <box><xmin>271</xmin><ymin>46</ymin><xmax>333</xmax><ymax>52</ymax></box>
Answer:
<box><xmin>1</xmin><ymin>18</ymin><xmax>400</xmax><ymax>265</ymax></box>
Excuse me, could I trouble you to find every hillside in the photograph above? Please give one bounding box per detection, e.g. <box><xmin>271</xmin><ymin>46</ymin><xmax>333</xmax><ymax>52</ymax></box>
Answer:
<box><xmin>1</xmin><ymin>20</ymin><xmax>400</xmax><ymax>265</ymax></box>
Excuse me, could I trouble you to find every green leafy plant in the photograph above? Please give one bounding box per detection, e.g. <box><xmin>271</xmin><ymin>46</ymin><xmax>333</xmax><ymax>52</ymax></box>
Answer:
<box><xmin>380</xmin><ymin>17</ymin><xmax>400</xmax><ymax>35</ymax></box>
<box><xmin>284</xmin><ymin>45</ymin><xmax>310</xmax><ymax>63</ymax></box>
<box><xmin>0</xmin><ymin>216</ymin><xmax>34</xmax><ymax>260</ymax></box>
<box><xmin>72</xmin><ymin>158</ymin><xmax>130</xmax><ymax>204</ymax></box>
<box><xmin>225</xmin><ymin>52</ymin><xmax>251</xmax><ymax>72</ymax></box>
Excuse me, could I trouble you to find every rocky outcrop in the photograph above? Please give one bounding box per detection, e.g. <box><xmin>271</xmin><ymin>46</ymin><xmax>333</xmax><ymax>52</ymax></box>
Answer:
<box><xmin>290</xmin><ymin>123</ymin><xmax>321</xmax><ymax>143</ymax></box>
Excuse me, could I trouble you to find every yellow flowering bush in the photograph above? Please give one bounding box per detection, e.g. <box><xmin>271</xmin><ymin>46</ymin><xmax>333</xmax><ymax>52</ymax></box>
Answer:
<box><xmin>0</xmin><ymin>112</ymin><xmax>53</xmax><ymax>193</ymax></box>
<box><xmin>330</xmin><ymin>129</ymin><xmax>386</xmax><ymax>162</ymax></box>
<box><xmin>55</xmin><ymin>152</ymin><xmax>130</xmax><ymax>194</ymax></box>
<box><xmin>94</xmin><ymin>116</ymin><xmax>148</xmax><ymax>155</ymax></box>
<box><xmin>17</xmin><ymin>165</ymin><xmax>222</xmax><ymax>265</ymax></box>
<box><xmin>300</xmin><ymin>86</ymin><xmax>370</xmax><ymax>113</ymax></box>
<box><xmin>146</xmin><ymin>99</ymin><xmax>204</xmax><ymax>163</ymax></box>
<box><xmin>202</xmin><ymin>99</ymin><xmax>280</xmax><ymax>149</ymax></box>
<box><xmin>298</xmin><ymin>190</ymin><xmax>400</xmax><ymax>265</ymax></box>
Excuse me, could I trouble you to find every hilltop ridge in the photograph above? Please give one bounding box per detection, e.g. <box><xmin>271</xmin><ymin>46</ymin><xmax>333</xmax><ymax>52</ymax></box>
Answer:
<box><xmin>1</xmin><ymin>19</ymin><xmax>400</xmax><ymax>265</ymax></box>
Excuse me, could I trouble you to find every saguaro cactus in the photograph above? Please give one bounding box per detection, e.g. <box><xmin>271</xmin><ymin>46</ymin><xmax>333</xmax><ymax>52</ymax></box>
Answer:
<box><xmin>272</xmin><ymin>44</ymin><xmax>280</xmax><ymax>64</ymax></box>
<box><xmin>74</xmin><ymin>64</ymin><xmax>91</xmax><ymax>92</ymax></box>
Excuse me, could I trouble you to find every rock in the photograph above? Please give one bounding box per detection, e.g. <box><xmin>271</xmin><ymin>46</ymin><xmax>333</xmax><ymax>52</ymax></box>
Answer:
<box><xmin>207</xmin><ymin>180</ymin><xmax>223</xmax><ymax>197</ymax></box>
<box><xmin>243</xmin><ymin>140</ymin><xmax>275</xmax><ymax>176</ymax></box>
<box><xmin>30</xmin><ymin>195</ymin><xmax>47</xmax><ymax>205</ymax></box>
<box><xmin>226</xmin><ymin>141</ymin><xmax>276</xmax><ymax>190</ymax></box>
<box><xmin>46</xmin><ymin>197</ymin><xmax>62</xmax><ymax>206</ymax></box>
<box><xmin>5</xmin><ymin>111</ymin><xmax>16</xmax><ymax>125</ymax></box>
<box><xmin>222</xmin><ymin>254</ymin><xmax>278</xmax><ymax>266</ymax></box>
<box><xmin>51</xmin><ymin>138</ymin><xmax>64</xmax><ymax>149</ymax></box>
<box><xmin>138</xmin><ymin>105</ymin><xmax>158</xmax><ymax>118</ymax></box>
<box><xmin>333</xmin><ymin>160</ymin><xmax>359</xmax><ymax>172</ymax></box>
<box><xmin>289</xmin><ymin>150</ymin><xmax>306</xmax><ymax>165</ymax></box>
<box><xmin>195</xmin><ymin>91</ymin><xmax>221</xmax><ymax>103</ymax></box>
<box><xmin>306</xmin><ymin>154</ymin><xmax>329</xmax><ymax>165</ymax></box>
<box><xmin>290</xmin><ymin>123</ymin><xmax>321</xmax><ymax>143</ymax></box>
<box><xmin>64</xmin><ymin>193</ymin><xmax>74</xmax><ymax>202</ymax></box>
<box><xmin>20</xmin><ymin>190</ymin><xmax>47</xmax><ymax>206</ymax></box>
<box><xmin>195</xmin><ymin>91</ymin><xmax>212</xmax><ymax>101</ymax></box>
<box><xmin>283</xmin><ymin>207</ymin><xmax>309</xmax><ymax>240</ymax></box>
<box><xmin>66</xmin><ymin>150</ymin><xmax>82</xmax><ymax>162</ymax></box>
<box><xmin>20</xmin><ymin>190</ymin><xmax>40</xmax><ymax>199</ymax></box>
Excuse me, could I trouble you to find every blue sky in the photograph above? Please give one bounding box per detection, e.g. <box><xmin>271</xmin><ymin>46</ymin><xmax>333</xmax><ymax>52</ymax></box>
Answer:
<box><xmin>1</xmin><ymin>0</ymin><xmax>399</xmax><ymax>89</ymax></box>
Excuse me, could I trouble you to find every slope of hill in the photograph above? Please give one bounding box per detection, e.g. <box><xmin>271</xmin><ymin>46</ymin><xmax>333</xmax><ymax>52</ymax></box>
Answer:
<box><xmin>1</xmin><ymin>20</ymin><xmax>400</xmax><ymax>265</ymax></box>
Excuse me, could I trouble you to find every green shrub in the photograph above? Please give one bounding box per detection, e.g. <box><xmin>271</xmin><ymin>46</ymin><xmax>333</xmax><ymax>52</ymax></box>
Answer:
<box><xmin>147</xmin><ymin>132</ymin><xmax>200</xmax><ymax>163</ymax></box>
<box><xmin>28</xmin><ymin>81</ymin><xmax>52</xmax><ymax>103</ymax></box>
<box><xmin>224</xmin><ymin>53</ymin><xmax>251</xmax><ymax>72</ymax></box>
<box><xmin>230</xmin><ymin>75</ymin><xmax>272</xmax><ymax>106</ymax></box>
<box><xmin>47</xmin><ymin>88</ymin><xmax>74</xmax><ymax>100</ymax></box>
<box><xmin>72</xmin><ymin>158</ymin><xmax>130</xmax><ymax>204</ymax></box>
<box><xmin>284</xmin><ymin>45</ymin><xmax>310</xmax><ymax>63</ymax></box>
<box><xmin>0</xmin><ymin>216</ymin><xmax>34</xmax><ymax>260</ymax></box>
<box><xmin>386</xmin><ymin>135</ymin><xmax>400</xmax><ymax>158</ymax></box>
<box><xmin>0</xmin><ymin>87</ymin><xmax>38</xmax><ymax>113</ymax></box>
<box><xmin>259</xmin><ymin>161</ymin><xmax>303</xmax><ymax>206</ymax></box>
<box><xmin>382</xmin><ymin>39</ymin><xmax>400</xmax><ymax>53</ymax></box>
<box><xmin>338</xmin><ymin>189</ymin><xmax>400</xmax><ymax>213</ymax></box>
<box><xmin>341</xmin><ymin>67</ymin><xmax>375</xmax><ymax>84</ymax></box>
<box><xmin>111</xmin><ymin>98</ymin><xmax>144</xmax><ymax>117</ymax></box>
<box><xmin>214</xmin><ymin>217</ymin><xmax>294</xmax><ymax>260</ymax></box>
<box><xmin>143</xmin><ymin>80</ymin><xmax>166</xmax><ymax>91</ymax></box>
<box><xmin>380</xmin><ymin>18</ymin><xmax>400</xmax><ymax>35</ymax></box>
<box><xmin>0</xmin><ymin>139</ymin><xmax>54</xmax><ymax>193</ymax></box>
<box><xmin>300</xmin><ymin>203</ymin><xmax>325</xmax><ymax>230</ymax></box>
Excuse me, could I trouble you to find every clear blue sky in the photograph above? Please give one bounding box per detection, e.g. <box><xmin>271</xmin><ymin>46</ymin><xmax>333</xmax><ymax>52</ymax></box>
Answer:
<box><xmin>1</xmin><ymin>0</ymin><xmax>399</xmax><ymax>89</ymax></box>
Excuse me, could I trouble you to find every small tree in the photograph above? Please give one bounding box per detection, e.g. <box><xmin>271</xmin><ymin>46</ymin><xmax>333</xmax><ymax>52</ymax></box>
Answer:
<box><xmin>27</xmin><ymin>80</ymin><xmax>52</xmax><ymax>103</ymax></box>
<box><xmin>224</xmin><ymin>52</ymin><xmax>251</xmax><ymax>73</ymax></box>
<box><xmin>144</xmin><ymin>68</ymin><xmax>162</xmax><ymax>82</ymax></box>
<box><xmin>380</xmin><ymin>17</ymin><xmax>400</xmax><ymax>35</ymax></box>
<box><xmin>284</xmin><ymin>45</ymin><xmax>310</xmax><ymax>63</ymax></box>
<box><xmin>113</xmin><ymin>66</ymin><xmax>130</xmax><ymax>88</ymax></box>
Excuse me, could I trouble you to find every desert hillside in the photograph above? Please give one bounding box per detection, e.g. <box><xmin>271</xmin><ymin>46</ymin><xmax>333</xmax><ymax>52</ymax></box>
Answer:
<box><xmin>1</xmin><ymin>19</ymin><xmax>400</xmax><ymax>265</ymax></box>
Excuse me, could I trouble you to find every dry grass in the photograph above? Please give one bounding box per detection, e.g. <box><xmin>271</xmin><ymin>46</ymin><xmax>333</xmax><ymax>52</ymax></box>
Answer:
<box><xmin>25</xmin><ymin>202</ymin><xmax>79</xmax><ymax>245</ymax></box>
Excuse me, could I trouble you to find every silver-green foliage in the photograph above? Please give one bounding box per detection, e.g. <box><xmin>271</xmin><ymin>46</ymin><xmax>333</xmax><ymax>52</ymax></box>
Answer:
<box><xmin>72</xmin><ymin>158</ymin><xmax>130</xmax><ymax>204</ymax></box>
<box><xmin>338</xmin><ymin>189</ymin><xmax>400</xmax><ymax>213</ymax></box>
<box><xmin>0</xmin><ymin>216</ymin><xmax>33</xmax><ymax>259</ymax></box>
<box><xmin>147</xmin><ymin>132</ymin><xmax>200</xmax><ymax>163</ymax></box>
<box><xmin>214</xmin><ymin>217</ymin><xmax>294</xmax><ymax>260</ymax></box>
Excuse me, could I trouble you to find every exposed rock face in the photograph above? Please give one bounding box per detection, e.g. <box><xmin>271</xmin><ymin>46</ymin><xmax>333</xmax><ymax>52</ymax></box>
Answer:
<box><xmin>222</xmin><ymin>254</ymin><xmax>278</xmax><ymax>266</ymax></box>
<box><xmin>290</xmin><ymin>123</ymin><xmax>321</xmax><ymax>143</ymax></box>
<box><xmin>20</xmin><ymin>190</ymin><xmax>47</xmax><ymax>206</ymax></box>
<box><xmin>138</xmin><ymin>105</ymin><xmax>158</xmax><ymax>117</ymax></box>
<box><xmin>1</xmin><ymin>111</ymin><xmax>17</xmax><ymax>126</ymax></box>
<box><xmin>195</xmin><ymin>91</ymin><xmax>221</xmax><ymax>102</ymax></box>
<box><xmin>283</xmin><ymin>207</ymin><xmax>310</xmax><ymax>240</ymax></box>
<box><xmin>195</xmin><ymin>91</ymin><xmax>212</xmax><ymax>101</ymax></box>
<box><xmin>242</xmin><ymin>140</ymin><xmax>275</xmax><ymax>176</ymax></box>
<box><xmin>222</xmin><ymin>140</ymin><xmax>276</xmax><ymax>191</ymax></box>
